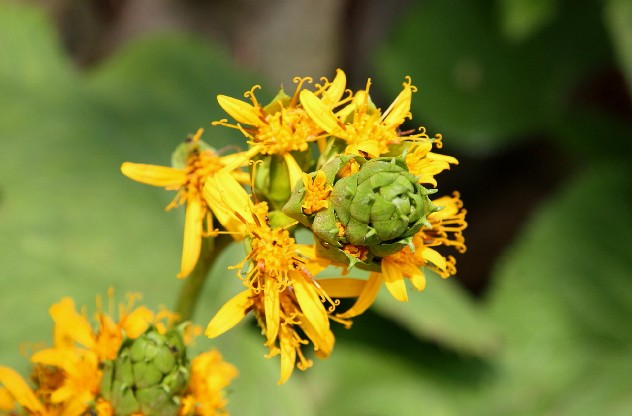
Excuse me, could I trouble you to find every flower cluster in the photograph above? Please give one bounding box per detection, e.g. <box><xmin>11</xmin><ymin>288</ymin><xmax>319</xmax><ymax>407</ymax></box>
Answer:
<box><xmin>0</xmin><ymin>292</ymin><xmax>237</xmax><ymax>416</ymax></box>
<box><xmin>119</xmin><ymin>69</ymin><xmax>467</xmax><ymax>384</ymax></box>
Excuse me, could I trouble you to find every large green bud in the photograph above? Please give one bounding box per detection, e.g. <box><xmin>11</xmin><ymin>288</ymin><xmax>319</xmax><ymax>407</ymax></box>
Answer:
<box><xmin>100</xmin><ymin>325</ymin><xmax>189</xmax><ymax>416</ymax></box>
<box><xmin>284</xmin><ymin>155</ymin><xmax>438</xmax><ymax>270</ymax></box>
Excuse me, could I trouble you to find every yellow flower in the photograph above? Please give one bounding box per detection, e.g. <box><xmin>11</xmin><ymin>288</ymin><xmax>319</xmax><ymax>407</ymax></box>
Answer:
<box><xmin>179</xmin><ymin>350</ymin><xmax>238</xmax><ymax>416</ymax></box>
<box><xmin>0</xmin><ymin>293</ymin><xmax>203</xmax><ymax>415</ymax></box>
<box><xmin>301</xmin><ymin>170</ymin><xmax>332</xmax><ymax>215</ymax></box>
<box><xmin>121</xmin><ymin>128</ymin><xmax>249</xmax><ymax>278</ymax></box>
<box><xmin>51</xmin><ymin>291</ymin><xmax>176</xmax><ymax>361</ymax></box>
<box><xmin>0</xmin><ymin>342</ymin><xmax>102</xmax><ymax>416</ymax></box>
<box><xmin>405</xmin><ymin>138</ymin><xmax>459</xmax><ymax>187</ymax></box>
<box><xmin>206</xmin><ymin>283</ymin><xmax>337</xmax><ymax>385</ymax></box>
<box><xmin>32</xmin><ymin>348</ymin><xmax>101</xmax><ymax>415</ymax></box>
<box><xmin>203</xmin><ymin>172</ymin><xmax>363</xmax><ymax>383</ymax></box>
<box><xmin>0</xmin><ymin>366</ymin><xmax>50</xmax><ymax>416</ymax></box>
<box><xmin>213</xmin><ymin>69</ymin><xmax>347</xmax><ymax>190</ymax></box>
<box><xmin>338</xmin><ymin>192</ymin><xmax>467</xmax><ymax>318</ymax></box>
<box><xmin>301</xmin><ymin>76</ymin><xmax>429</xmax><ymax>158</ymax></box>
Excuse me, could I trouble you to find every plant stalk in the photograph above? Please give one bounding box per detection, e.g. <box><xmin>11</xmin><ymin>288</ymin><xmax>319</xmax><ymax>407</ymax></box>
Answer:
<box><xmin>174</xmin><ymin>234</ymin><xmax>232</xmax><ymax>322</ymax></box>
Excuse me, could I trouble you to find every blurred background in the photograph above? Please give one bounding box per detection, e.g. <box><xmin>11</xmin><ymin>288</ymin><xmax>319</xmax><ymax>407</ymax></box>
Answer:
<box><xmin>1</xmin><ymin>0</ymin><xmax>631</xmax><ymax>414</ymax></box>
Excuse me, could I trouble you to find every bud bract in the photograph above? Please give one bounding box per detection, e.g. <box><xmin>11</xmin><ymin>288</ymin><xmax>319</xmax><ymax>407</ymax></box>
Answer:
<box><xmin>100</xmin><ymin>325</ymin><xmax>189</xmax><ymax>416</ymax></box>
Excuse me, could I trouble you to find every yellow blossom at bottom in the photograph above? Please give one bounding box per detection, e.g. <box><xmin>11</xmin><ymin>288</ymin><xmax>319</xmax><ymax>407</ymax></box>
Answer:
<box><xmin>0</xmin><ymin>292</ymin><xmax>237</xmax><ymax>416</ymax></box>
<box><xmin>180</xmin><ymin>350</ymin><xmax>238</xmax><ymax>416</ymax></box>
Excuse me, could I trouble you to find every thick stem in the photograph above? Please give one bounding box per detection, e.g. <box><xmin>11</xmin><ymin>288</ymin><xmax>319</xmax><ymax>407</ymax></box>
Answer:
<box><xmin>174</xmin><ymin>234</ymin><xmax>233</xmax><ymax>322</ymax></box>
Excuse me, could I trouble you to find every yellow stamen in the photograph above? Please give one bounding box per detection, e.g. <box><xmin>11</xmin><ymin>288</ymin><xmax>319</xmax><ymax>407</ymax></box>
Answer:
<box><xmin>301</xmin><ymin>170</ymin><xmax>332</xmax><ymax>215</ymax></box>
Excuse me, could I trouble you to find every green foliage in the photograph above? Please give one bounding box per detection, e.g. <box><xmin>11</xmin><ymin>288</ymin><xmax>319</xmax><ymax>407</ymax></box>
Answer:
<box><xmin>373</xmin><ymin>0</ymin><xmax>611</xmax><ymax>152</ymax></box>
<box><xmin>605</xmin><ymin>0</ymin><xmax>632</xmax><ymax>95</ymax></box>
<box><xmin>498</xmin><ymin>0</ymin><xmax>560</xmax><ymax>42</ymax></box>
<box><xmin>470</xmin><ymin>164</ymin><xmax>632</xmax><ymax>415</ymax></box>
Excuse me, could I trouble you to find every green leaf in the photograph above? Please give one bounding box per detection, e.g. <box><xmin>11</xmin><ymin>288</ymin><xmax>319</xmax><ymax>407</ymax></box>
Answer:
<box><xmin>497</xmin><ymin>0</ymin><xmax>560</xmax><ymax>42</ymax></box>
<box><xmin>373</xmin><ymin>0</ymin><xmax>611</xmax><ymax>153</ymax></box>
<box><xmin>479</xmin><ymin>163</ymin><xmax>632</xmax><ymax>414</ymax></box>
<box><xmin>605</xmin><ymin>0</ymin><xmax>632</xmax><ymax>94</ymax></box>
<box><xmin>373</xmin><ymin>272</ymin><xmax>500</xmax><ymax>357</ymax></box>
<box><xmin>308</xmin><ymin>343</ymin><xmax>462</xmax><ymax>416</ymax></box>
<box><xmin>0</xmin><ymin>3</ymin><xmax>74</xmax><ymax>91</ymax></box>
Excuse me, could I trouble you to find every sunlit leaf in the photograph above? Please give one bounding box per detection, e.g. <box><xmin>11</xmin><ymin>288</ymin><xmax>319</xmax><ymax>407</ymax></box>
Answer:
<box><xmin>605</xmin><ymin>0</ymin><xmax>632</xmax><ymax>94</ymax></box>
<box><xmin>479</xmin><ymin>163</ymin><xmax>632</xmax><ymax>414</ymax></box>
<box><xmin>373</xmin><ymin>272</ymin><xmax>500</xmax><ymax>357</ymax></box>
<box><xmin>497</xmin><ymin>0</ymin><xmax>560</xmax><ymax>42</ymax></box>
<box><xmin>373</xmin><ymin>0</ymin><xmax>611</xmax><ymax>153</ymax></box>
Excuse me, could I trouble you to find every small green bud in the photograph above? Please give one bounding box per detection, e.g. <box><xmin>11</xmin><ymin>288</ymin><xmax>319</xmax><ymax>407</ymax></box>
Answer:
<box><xmin>283</xmin><ymin>154</ymin><xmax>438</xmax><ymax>270</ymax></box>
<box><xmin>132</xmin><ymin>361</ymin><xmax>163</xmax><ymax>389</ymax></box>
<box><xmin>100</xmin><ymin>325</ymin><xmax>190</xmax><ymax>416</ymax></box>
<box><xmin>263</xmin><ymin>88</ymin><xmax>292</xmax><ymax>114</ymax></box>
<box><xmin>171</xmin><ymin>130</ymin><xmax>215</xmax><ymax>169</ymax></box>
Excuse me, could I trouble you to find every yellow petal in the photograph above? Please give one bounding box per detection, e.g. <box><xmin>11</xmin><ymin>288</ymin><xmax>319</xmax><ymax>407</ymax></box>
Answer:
<box><xmin>382</xmin><ymin>260</ymin><xmax>409</xmax><ymax>302</ymax></box>
<box><xmin>204</xmin><ymin>170</ymin><xmax>250</xmax><ymax>236</ymax></box>
<box><xmin>336</xmin><ymin>273</ymin><xmax>383</xmax><ymax>319</ymax></box>
<box><xmin>120</xmin><ymin>162</ymin><xmax>185</xmax><ymax>188</ymax></box>
<box><xmin>300</xmin><ymin>89</ymin><xmax>342</xmax><ymax>134</ymax></box>
<box><xmin>178</xmin><ymin>197</ymin><xmax>204</xmax><ymax>279</ymax></box>
<box><xmin>409</xmin><ymin>268</ymin><xmax>427</xmax><ymax>292</ymax></box>
<box><xmin>382</xmin><ymin>80</ymin><xmax>412</xmax><ymax>127</ymax></box>
<box><xmin>317</xmin><ymin>278</ymin><xmax>366</xmax><ymax>298</ymax></box>
<box><xmin>218</xmin><ymin>149</ymin><xmax>256</xmax><ymax>173</ymax></box>
<box><xmin>421</xmin><ymin>246</ymin><xmax>447</xmax><ymax>270</ymax></box>
<box><xmin>428</xmin><ymin>151</ymin><xmax>459</xmax><ymax>165</ymax></box>
<box><xmin>0</xmin><ymin>387</ymin><xmax>14</xmax><ymax>411</ymax></box>
<box><xmin>217</xmin><ymin>95</ymin><xmax>262</xmax><ymax>126</ymax></box>
<box><xmin>284</xmin><ymin>153</ymin><xmax>304</xmax><ymax>193</ymax></box>
<box><xmin>122</xmin><ymin>306</ymin><xmax>154</xmax><ymax>338</ymax></box>
<box><xmin>320</xmin><ymin>68</ymin><xmax>347</xmax><ymax>108</ymax></box>
<box><xmin>60</xmin><ymin>393</ymin><xmax>93</xmax><ymax>416</ymax></box>
<box><xmin>264</xmin><ymin>289</ymin><xmax>280</xmax><ymax>345</ymax></box>
<box><xmin>429</xmin><ymin>195</ymin><xmax>460</xmax><ymax>219</ymax></box>
<box><xmin>292</xmin><ymin>273</ymin><xmax>329</xmax><ymax>337</ymax></box>
<box><xmin>278</xmin><ymin>326</ymin><xmax>297</xmax><ymax>385</ymax></box>
<box><xmin>31</xmin><ymin>348</ymin><xmax>77</xmax><ymax>374</ymax></box>
<box><xmin>205</xmin><ymin>290</ymin><xmax>253</xmax><ymax>338</ymax></box>
<box><xmin>0</xmin><ymin>366</ymin><xmax>45</xmax><ymax>414</ymax></box>
<box><xmin>50</xmin><ymin>298</ymin><xmax>95</xmax><ymax>349</ymax></box>
<box><xmin>356</xmin><ymin>140</ymin><xmax>382</xmax><ymax>159</ymax></box>
<box><xmin>300</xmin><ymin>314</ymin><xmax>334</xmax><ymax>358</ymax></box>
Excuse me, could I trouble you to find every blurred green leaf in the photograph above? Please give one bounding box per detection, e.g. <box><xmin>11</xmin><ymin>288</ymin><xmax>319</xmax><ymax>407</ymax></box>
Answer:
<box><xmin>497</xmin><ymin>0</ymin><xmax>559</xmax><ymax>42</ymax></box>
<box><xmin>478</xmin><ymin>163</ymin><xmax>632</xmax><ymax>414</ymax></box>
<box><xmin>0</xmin><ymin>3</ymin><xmax>74</xmax><ymax>91</ymax></box>
<box><xmin>87</xmin><ymin>35</ymin><xmax>256</xmax><ymax>157</ymax></box>
<box><xmin>373</xmin><ymin>272</ymin><xmax>500</xmax><ymax>357</ymax></box>
<box><xmin>373</xmin><ymin>0</ymin><xmax>611</xmax><ymax>153</ymax></box>
<box><xmin>605</xmin><ymin>0</ymin><xmax>632</xmax><ymax>94</ymax></box>
<box><xmin>308</xmin><ymin>343</ymin><xmax>462</xmax><ymax>416</ymax></box>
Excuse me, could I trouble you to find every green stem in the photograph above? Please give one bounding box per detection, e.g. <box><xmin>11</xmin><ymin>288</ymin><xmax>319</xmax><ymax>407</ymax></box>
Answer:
<box><xmin>174</xmin><ymin>234</ymin><xmax>232</xmax><ymax>322</ymax></box>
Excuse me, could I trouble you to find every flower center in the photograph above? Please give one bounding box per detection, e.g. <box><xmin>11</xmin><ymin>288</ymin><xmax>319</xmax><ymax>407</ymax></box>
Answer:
<box><xmin>301</xmin><ymin>171</ymin><xmax>332</xmax><ymax>215</ymax></box>
<box><xmin>237</xmin><ymin>206</ymin><xmax>306</xmax><ymax>293</ymax></box>
<box><xmin>184</xmin><ymin>150</ymin><xmax>223</xmax><ymax>197</ymax></box>
<box><xmin>255</xmin><ymin>108</ymin><xmax>311</xmax><ymax>155</ymax></box>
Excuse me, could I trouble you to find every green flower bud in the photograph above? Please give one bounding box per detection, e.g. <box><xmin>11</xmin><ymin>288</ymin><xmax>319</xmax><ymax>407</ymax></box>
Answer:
<box><xmin>170</xmin><ymin>131</ymin><xmax>214</xmax><ymax>169</ymax></box>
<box><xmin>283</xmin><ymin>154</ymin><xmax>438</xmax><ymax>270</ymax></box>
<box><xmin>100</xmin><ymin>325</ymin><xmax>190</xmax><ymax>416</ymax></box>
<box><xmin>253</xmin><ymin>155</ymin><xmax>292</xmax><ymax>211</ymax></box>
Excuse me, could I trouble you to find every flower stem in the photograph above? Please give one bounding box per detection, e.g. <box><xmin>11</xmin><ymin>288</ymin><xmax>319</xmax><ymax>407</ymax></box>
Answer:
<box><xmin>174</xmin><ymin>234</ymin><xmax>233</xmax><ymax>322</ymax></box>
